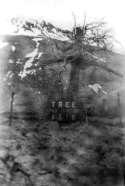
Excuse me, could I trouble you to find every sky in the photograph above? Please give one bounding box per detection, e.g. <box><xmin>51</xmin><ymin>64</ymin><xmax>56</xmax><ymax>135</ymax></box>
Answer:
<box><xmin>0</xmin><ymin>0</ymin><xmax>125</xmax><ymax>51</ymax></box>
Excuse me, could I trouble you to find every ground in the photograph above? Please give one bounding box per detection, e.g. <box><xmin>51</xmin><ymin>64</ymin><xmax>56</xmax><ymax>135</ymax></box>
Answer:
<box><xmin>0</xmin><ymin>114</ymin><xmax>124</xmax><ymax>186</ymax></box>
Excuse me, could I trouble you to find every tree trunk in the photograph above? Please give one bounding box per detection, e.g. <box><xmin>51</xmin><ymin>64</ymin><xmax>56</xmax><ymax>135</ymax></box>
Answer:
<box><xmin>66</xmin><ymin>27</ymin><xmax>83</xmax><ymax>102</ymax></box>
<box><xmin>67</xmin><ymin>55</ymin><xmax>82</xmax><ymax>101</ymax></box>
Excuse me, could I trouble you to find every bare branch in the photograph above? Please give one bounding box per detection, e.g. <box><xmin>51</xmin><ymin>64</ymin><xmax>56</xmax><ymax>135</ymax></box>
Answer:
<box><xmin>82</xmin><ymin>52</ymin><xmax>123</xmax><ymax>77</ymax></box>
<box><xmin>71</xmin><ymin>10</ymin><xmax>76</xmax><ymax>31</ymax></box>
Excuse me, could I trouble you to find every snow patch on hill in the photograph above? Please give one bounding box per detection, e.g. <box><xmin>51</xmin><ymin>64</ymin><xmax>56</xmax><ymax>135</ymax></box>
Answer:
<box><xmin>89</xmin><ymin>84</ymin><xmax>107</xmax><ymax>94</ymax></box>
<box><xmin>32</xmin><ymin>38</ymin><xmax>43</xmax><ymax>48</ymax></box>
<box><xmin>0</xmin><ymin>42</ymin><xmax>8</xmax><ymax>49</ymax></box>
<box><xmin>19</xmin><ymin>48</ymin><xmax>38</xmax><ymax>79</ymax></box>
<box><xmin>12</xmin><ymin>46</ymin><xmax>16</xmax><ymax>51</ymax></box>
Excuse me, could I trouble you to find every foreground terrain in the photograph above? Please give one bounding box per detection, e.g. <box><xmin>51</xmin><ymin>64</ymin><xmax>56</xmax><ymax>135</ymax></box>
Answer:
<box><xmin>0</xmin><ymin>115</ymin><xmax>124</xmax><ymax>186</ymax></box>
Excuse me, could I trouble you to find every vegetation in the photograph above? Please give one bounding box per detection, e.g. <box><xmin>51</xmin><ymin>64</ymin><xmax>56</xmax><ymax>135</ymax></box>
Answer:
<box><xmin>0</xmin><ymin>16</ymin><xmax>125</xmax><ymax>186</ymax></box>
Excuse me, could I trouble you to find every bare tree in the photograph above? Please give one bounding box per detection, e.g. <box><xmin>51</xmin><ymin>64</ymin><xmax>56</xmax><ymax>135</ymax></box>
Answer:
<box><xmin>61</xmin><ymin>17</ymin><xmax>123</xmax><ymax>102</ymax></box>
<box><xmin>25</xmin><ymin>16</ymin><xmax>123</xmax><ymax>103</ymax></box>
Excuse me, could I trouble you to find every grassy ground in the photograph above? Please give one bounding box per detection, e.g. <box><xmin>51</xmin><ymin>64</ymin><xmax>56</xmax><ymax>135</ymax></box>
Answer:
<box><xmin>0</xmin><ymin>115</ymin><xmax>124</xmax><ymax>186</ymax></box>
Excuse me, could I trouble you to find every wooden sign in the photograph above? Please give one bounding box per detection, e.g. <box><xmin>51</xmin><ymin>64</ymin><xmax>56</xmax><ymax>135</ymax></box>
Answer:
<box><xmin>44</xmin><ymin>101</ymin><xmax>85</xmax><ymax>121</ymax></box>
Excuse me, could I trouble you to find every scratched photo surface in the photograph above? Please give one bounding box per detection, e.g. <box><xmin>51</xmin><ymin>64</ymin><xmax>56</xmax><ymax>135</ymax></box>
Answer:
<box><xmin>0</xmin><ymin>0</ymin><xmax>125</xmax><ymax>186</ymax></box>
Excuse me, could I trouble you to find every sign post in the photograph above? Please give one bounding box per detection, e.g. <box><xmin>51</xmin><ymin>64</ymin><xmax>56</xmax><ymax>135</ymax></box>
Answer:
<box><xmin>9</xmin><ymin>91</ymin><xmax>15</xmax><ymax>126</ymax></box>
<box><xmin>44</xmin><ymin>101</ymin><xmax>85</xmax><ymax>122</ymax></box>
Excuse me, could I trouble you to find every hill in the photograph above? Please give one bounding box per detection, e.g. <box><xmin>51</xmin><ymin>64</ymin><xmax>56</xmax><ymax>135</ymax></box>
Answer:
<box><xmin>0</xmin><ymin>17</ymin><xmax>125</xmax><ymax>119</ymax></box>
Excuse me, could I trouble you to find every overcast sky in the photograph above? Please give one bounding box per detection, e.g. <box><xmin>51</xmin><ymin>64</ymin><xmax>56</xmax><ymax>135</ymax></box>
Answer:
<box><xmin>0</xmin><ymin>0</ymin><xmax>125</xmax><ymax>51</ymax></box>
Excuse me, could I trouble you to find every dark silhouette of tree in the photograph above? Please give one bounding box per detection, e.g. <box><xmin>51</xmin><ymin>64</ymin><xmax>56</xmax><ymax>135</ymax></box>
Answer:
<box><xmin>57</xmin><ymin>18</ymin><xmax>123</xmax><ymax>102</ymax></box>
<box><xmin>35</xmin><ymin>19</ymin><xmax>122</xmax><ymax>103</ymax></box>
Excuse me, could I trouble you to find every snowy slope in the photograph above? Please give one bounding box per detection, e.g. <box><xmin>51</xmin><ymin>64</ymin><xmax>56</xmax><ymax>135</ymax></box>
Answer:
<box><xmin>0</xmin><ymin>17</ymin><xmax>71</xmax><ymax>41</ymax></box>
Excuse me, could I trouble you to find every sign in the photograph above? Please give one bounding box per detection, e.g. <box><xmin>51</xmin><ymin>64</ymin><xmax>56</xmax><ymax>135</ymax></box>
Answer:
<box><xmin>44</xmin><ymin>101</ymin><xmax>85</xmax><ymax>121</ymax></box>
